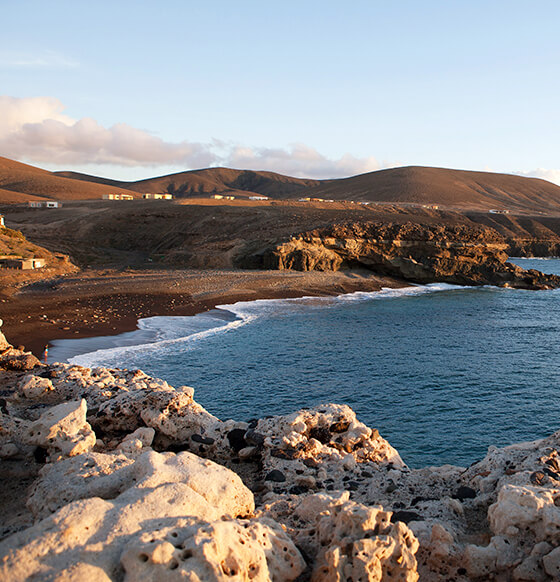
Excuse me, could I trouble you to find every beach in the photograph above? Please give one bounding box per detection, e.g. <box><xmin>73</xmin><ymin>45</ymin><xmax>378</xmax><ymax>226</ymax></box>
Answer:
<box><xmin>0</xmin><ymin>268</ymin><xmax>406</xmax><ymax>358</ymax></box>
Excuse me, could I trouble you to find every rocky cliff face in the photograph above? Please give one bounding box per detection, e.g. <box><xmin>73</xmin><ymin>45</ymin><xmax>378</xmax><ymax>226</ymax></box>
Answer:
<box><xmin>239</xmin><ymin>222</ymin><xmax>560</xmax><ymax>289</ymax></box>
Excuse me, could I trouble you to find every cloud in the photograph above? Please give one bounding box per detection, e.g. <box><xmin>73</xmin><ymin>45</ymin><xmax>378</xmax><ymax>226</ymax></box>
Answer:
<box><xmin>0</xmin><ymin>96</ymin><xmax>381</xmax><ymax>179</ymax></box>
<box><xmin>224</xmin><ymin>144</ymin><xmax>380</xmax><ymax>179</ymax></box>
<box><xmin>517</xmin><ymin>169</ymin><xmax>560</xmax><ymax>187</ymax></box>
<box><xmin>0</xmin><ymin>50</ymin><xmax>79</xmax><ymax>68</ymax></box>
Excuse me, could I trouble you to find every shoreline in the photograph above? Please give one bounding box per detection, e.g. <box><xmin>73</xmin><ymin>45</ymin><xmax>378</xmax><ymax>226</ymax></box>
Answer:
<box><xmin>1</xmin><ymin>268</ymin><xmax>408</xmax><ymax>358</ymax></box>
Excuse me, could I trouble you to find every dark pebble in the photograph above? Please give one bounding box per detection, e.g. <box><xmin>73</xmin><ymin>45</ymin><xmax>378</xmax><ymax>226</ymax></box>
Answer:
<box><xmin>191</xmin><ymin>434</ymin><xmax>215</xmax><ymax>445</ymax></box>
<box><xmin>391</xmin><ymin>510</ymin><xmax>422</xmax><ymax>524</ymax></box>
<box><xmin>303</xmin><ymin>458</ymin><xmax>319</xmax><ymax>468</ymax></box>
<box><xmin>245</xmin><ymin>429</ymin><xmax>264</xmax><ymax>446</ymax></box>
<box><xmin>289</xmin><ymin>485</ymin><xmax>309</xmax><ymax>494</ymax></box>
<box><xmin>347</xmin><ymin>481</ymin><xmax>360</xmax><ymax>491</ymax></box>
<box><xmin>265</xmin><ymin>470</ymin><xmax>286</xmax><ymax>482</ymax></box>
<box><xmin>452</xmin><ymin>486</ymin><xmax>477</xmax><ymax>500</ymax></box>
<box><xmin>227</xmin><ymin>428</ymin><xmax>247</xmax><ymax>452</ymax></box>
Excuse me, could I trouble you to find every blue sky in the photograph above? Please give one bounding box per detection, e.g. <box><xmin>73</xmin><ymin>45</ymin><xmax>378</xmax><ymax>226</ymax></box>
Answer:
<box><xmin>1</xmin><ymin>0</ymin><xmax>559</xmax><ymax>183</ymax></box>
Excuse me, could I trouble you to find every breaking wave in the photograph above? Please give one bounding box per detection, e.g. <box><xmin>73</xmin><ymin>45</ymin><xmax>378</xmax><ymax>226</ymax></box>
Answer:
<box><xmin>56</xmin><ymin>283</ymin><xmax>467</xmax><ymax>368</ymax></box>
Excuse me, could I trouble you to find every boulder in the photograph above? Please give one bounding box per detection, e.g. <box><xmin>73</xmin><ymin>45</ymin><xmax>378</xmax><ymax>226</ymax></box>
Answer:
<box><xmin>28</xmin><ymin>449</ymin><xmax>255</xmax><ymax>520</ymax></box>
<box><xmin>293</xmin><ymin>492</ymin><xmax>419</xmax><ymax>581</ymax></box>
<box><xmin>25</xmin><ymin>399</ymin><xmax>96</xmax><ymax>459</ymax></box>
<box><xmin>0</xmin><ymin>456</ymin><xmax>296</xmax><ymax>582</ymax></box>
<box><xmin>18</xmin><ymin>375</ymin><xmax>54</xmax><ymax>399</ymax></box>
<box><xmin>121</xmin><ymin>517</ymin><xmax>305</xmax><ymax>582</ymax></box>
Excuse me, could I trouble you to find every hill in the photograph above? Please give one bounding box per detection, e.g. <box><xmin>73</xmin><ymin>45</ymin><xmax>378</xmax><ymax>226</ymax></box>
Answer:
<box><xmin>0</xmin><ymin>157</ymin><xmax>140</xmax><ymax>203</ymax></box>
<box><xmin>54</xmin><ymin>167</ymin><xmax>321</xmax><ymax>198</ymax></box>
<box><xmin>302</xmin><ymin>166</ymin><xmax>560</xmax><ymax>213</ymax></box>
<box><xmin>4</xmin><ymin>157</ymin><xmax>560</xmax><ymax>214</ymax></box>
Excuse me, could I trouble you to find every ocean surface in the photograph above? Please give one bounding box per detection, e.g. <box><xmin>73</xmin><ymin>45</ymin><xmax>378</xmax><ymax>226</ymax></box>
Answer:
<box><xmin>50</xmin><ymin>258</ymin><xmax>560</xmax><ymax>468</ymax></box>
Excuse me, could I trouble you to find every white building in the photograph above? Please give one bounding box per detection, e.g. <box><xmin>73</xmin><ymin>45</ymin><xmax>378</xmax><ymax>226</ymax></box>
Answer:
<box><xmin>143</xmin><ymin>193</ymin><xmax>173</xmax><ymax>200</ymax></box>
<box><xmin>28</xmin><ymin>201</ymin><xmax>62</xmax><ymax>208</ymax></box>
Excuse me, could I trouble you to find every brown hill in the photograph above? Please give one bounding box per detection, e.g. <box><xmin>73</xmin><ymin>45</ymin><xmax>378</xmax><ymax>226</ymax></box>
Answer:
<box><xmin>0</xmin><ymin>157</ymin><xmax>140</xmax><ymax>203</ymax></box>
<box><xmin>5</xmin><ymin>157</ymin><xmax>560</xmax><ymax>214</ymax></box>
<box><xmin>56</xmin><ymin>167</ymin><xmax>320</xmax><ymax>198</ymax></box>
<box><xmin>50</xmin><ymin>164</ymin><xmax>560</xmax><ymax>213</ymax></box>
<box><xmin>302</xmin><ymin>166</ymin><xmax>560</xmax><ymax>213</ymax></box>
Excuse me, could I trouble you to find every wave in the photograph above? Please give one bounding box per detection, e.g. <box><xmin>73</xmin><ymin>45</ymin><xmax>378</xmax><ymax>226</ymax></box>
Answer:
<box><xmin>64</xmin><ymin>283</ymin><xmax>472</xmax><ymax>368</ymax></box>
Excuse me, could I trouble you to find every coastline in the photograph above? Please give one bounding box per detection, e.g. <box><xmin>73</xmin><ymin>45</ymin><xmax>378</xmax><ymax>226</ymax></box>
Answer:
<box><xmin>1</xmin><ymin>268</ymin><xmax>408</xmax><ymax>358</ymax></box>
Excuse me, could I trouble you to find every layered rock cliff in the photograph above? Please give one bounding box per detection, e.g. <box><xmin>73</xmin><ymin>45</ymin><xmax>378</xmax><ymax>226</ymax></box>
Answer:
<box><xmin>238</xmin><ymin>222</ymin><xmax>560</xmax><ymax>289</ymax></box>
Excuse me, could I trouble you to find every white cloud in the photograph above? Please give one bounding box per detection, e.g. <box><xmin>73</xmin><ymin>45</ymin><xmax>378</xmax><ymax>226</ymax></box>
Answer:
<box><xmin>224</xmin><ymin>144</ymin><xmax>380</xmax><ymax>179</ymax></box>
<box><xmin>517</xmin><ymin>169</ymin><xmax>560</xmax><ymax>187</ymax></box>
<box><xmin>0</xmin><ymin>96</ymin><xmax>381</xmax><ymax>179</ymax></box>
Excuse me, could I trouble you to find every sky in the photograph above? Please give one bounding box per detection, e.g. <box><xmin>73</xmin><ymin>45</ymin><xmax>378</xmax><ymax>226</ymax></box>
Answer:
<box><xmin>1</xmin><ymin>0</ymin><xmax>559</xmax><ymax>183</ymax></box>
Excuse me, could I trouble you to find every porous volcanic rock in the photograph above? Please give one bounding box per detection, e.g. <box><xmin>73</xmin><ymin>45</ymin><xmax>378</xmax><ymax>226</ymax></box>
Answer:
<box><xmin>3</xmin><ymin>335</ymin><xmax>560</xmax><ymax>580</ymax></box>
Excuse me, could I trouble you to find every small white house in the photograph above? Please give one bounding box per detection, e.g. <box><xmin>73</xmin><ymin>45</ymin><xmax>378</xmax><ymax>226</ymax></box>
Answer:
<box><xmin>249</xmin><ymin>196</ymin><xmax>269</xmax><ymax>201</ymax></box>
<box><xmin>0</xmin><ymin>215</ymin><xmax>4</xmax><ymax>226</ymax></box>
<box><xmin>143</xmin><ymin>193</ymin><xmax>173</xmax><ymax>200</ymax></box>
<box><xmin>28</xmin><ymin>200</ymin><xmax>62</xmax><ymax>208</ymax></box>
<box><xmin>102</xmin><ymin>194</ymin><xmax>133</xmax><ymax>201</ymax></box>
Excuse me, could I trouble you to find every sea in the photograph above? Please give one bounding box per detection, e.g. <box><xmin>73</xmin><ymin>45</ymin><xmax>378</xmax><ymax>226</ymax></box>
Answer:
<box><xmin>49</xmin><ymin>258</ymin><xmax>560</xmax><ymax>469</ymax></box>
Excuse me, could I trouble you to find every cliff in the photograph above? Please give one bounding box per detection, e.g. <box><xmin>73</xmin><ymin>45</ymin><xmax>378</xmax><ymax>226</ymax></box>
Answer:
<box><xmin>2</xmin><ymin>332</ymin><xmax>560</xmax><ymax>580</ymax></box>
<box><xmin>239</xmin><ymin>221</ymin><xmax>560</xmax><ymax>289</ymax></box>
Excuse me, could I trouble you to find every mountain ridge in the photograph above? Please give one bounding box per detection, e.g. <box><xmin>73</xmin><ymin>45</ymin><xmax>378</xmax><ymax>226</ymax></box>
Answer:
<box><xmin>1</xmin><ymin>156</ymin><xmax>560</xmax><ymax>213</ymax></box>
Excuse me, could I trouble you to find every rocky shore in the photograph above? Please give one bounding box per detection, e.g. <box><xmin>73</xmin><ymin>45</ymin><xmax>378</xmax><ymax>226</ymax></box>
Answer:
<box><xmin>239</xmin><ymin>222</ymin><xmax>560</xmax><ymax>290</ymax></box>
<box><xmin>1</xmin><ymin>330</ymin><xmax>560</xmax><ymax>580</ymax></box>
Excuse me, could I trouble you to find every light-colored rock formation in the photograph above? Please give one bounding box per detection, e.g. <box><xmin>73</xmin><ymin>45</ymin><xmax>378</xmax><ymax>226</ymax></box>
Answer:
<box><xmin>25</xmin><ymin>398</ymin><xmax>96</xmax><ymax>460</ymax></box>
<box><xmin>1</xmin><ymin>486</ymin><xmax>302</xmax><ymax>582</ymax></box>
<box><xmin>296</xmin><ymin>492</ymin><xmax>419</xmax><ymax>581</ymax></box>
<box><xmin>1</xmin><ymin>441</ymin><xmax>300</xmax><ymax>581</ymax></box>
<box><xmin>251</xmin><ymin>404</ymin><xmax>404</xmax><ymax>496</ymax></box>
<box><xmin>28</xmin><ymin>449</ymin><xmax>255</xmax><ymax>520</ymax></box>
<box><xmin>121</xmin><ymin>517</ymin><xmax>305</xmax><ymax>582</ymax></box>
<box><xmin>17</xmin><ymin>374</ymin><xmax>54</xmax><ymax>399</ymax></box>
<box><xmin>4</xmin><ymin>343</ymin><xmax>560</xmax><ymax>580</ymax></box>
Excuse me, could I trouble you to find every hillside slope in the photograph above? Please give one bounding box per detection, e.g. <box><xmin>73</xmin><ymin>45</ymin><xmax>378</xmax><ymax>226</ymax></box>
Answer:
<box><xmin>54</xmin><ymin>167</ymin><xmax>321</xmax><ymax>198</ymax></box>
<box><xmin>302</xmin><ymin>166</ymin><xmax>560</xmax><ymax>212</ymax></box>
<box><xmin>4</xmin><ymin>157</ymin><xmax>560</xmax><ymax>213</ymax></box>
<box><xmin>0</xmin><ymin>157</ymin><xmax>140</xmax><ymax>203</ymax></box>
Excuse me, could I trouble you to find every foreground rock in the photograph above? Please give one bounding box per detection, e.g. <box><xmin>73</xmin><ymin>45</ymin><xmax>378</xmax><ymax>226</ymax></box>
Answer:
<box><xmin>2</xmin><ymin>342</ymin><xmax>560</xmax><ymax>579</ymax></box>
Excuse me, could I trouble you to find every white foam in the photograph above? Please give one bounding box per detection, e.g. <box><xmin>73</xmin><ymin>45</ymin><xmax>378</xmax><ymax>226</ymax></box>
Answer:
<box><xmin>66</xmin><ymin>282</ymin><xmax>472</xmax><ymax>368</ymax></box>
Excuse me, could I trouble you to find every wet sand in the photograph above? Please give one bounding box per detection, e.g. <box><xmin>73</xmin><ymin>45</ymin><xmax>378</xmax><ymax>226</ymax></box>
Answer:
<box><xmin>0</xmin><ymin>268</ymin><xmax>407</xmax><ymax>358</ymax></box>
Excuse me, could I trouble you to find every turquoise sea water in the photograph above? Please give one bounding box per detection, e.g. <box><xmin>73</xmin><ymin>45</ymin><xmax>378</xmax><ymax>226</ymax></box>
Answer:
<box><xmin>51</xmin><ymin>258</ymin><xmax>560</xmax><ymax>468</ymax></box>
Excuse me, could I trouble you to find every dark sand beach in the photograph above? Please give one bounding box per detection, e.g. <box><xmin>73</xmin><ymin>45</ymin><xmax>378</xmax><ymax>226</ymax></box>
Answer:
<box><xmin>1</xmin><ymin>269</ymin><xmax>406</xmax><ymax>358</ymax></box>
